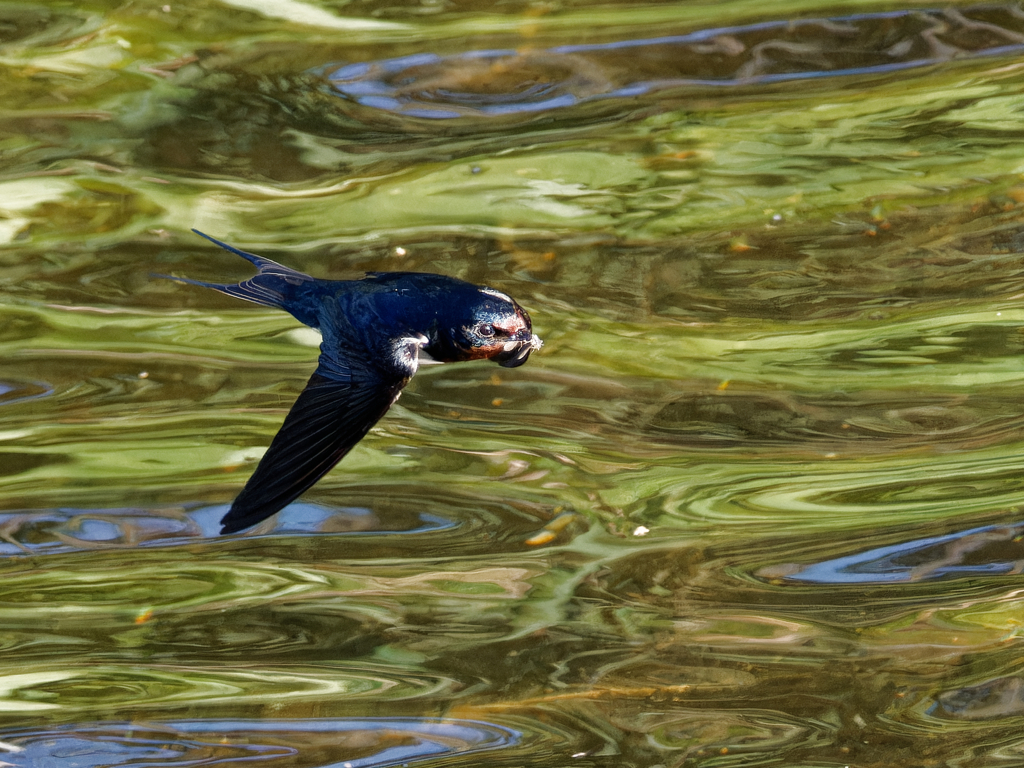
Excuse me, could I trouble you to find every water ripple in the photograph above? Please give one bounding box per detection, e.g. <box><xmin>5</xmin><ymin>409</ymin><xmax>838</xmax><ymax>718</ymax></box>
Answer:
<box><xmin>0</xmin><ymin>718</ymin><xmax>519</xmax><ymax>767</ymax></box>
<box><xmin>932</xmin><ymin>675</ymin><xmax>1024</xmax><ymax>721</ymax></box>
<box><xmin>0</xmin><ymin>379</ymin><xmax>52</xmax><ymax>408</ymax></box>
<box><xmin>323</xmin><ymin>5</ymin><xmax>1024</xmax><ymax>122</ymax></box>
<box><xmin>0</xmin><ymin>664</ymin><xmax>454</xmax><ymax>712</ymax></box>
<box><xmin>659</xmin><ymin>448</ymin><xmax>1024</xmax><ymax>530</ymax></box>
<box><xmin>761</xmin><ymin>521</ymin><xmax>1024</xmax><ymax>585</ymax></box>
<box><xmin>0</xmin><ymin>502</ymin><xmax>453</xmax><ymax>555</ymax></box>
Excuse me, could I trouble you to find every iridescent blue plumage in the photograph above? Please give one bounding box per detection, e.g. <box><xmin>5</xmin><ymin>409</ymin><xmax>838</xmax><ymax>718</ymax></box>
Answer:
<box><xmin>169</xmin><ymin>230</ymin><xmax>542</xmax><ymax>533</ymax></box>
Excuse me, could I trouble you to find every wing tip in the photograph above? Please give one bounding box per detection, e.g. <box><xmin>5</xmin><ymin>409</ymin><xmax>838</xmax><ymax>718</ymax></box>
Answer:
<box><xmin>219</xmin><ymin>505</ymin><xmax>275</xmax><ymax>535</ymax></box>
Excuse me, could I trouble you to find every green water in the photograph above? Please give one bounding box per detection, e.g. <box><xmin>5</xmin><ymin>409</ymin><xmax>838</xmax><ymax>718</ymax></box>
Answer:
<box><xmin>4</xmin><ymin>0</ymin><xmax>1024</xmax><ymax>765</ymax></box>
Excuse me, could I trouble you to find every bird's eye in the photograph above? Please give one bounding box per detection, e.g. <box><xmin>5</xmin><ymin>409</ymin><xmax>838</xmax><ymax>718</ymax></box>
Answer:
<box><xmin>478</xmin><ymin>324</ymin><xmax>495</xmax><ymax>338</ymax></box>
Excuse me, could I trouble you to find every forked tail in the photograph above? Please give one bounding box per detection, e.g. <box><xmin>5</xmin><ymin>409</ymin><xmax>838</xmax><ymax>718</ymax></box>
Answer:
<box><xmin>160</xmin><ymin>229</ymin><xmax>316</xmax><ymax>314</ymax></box>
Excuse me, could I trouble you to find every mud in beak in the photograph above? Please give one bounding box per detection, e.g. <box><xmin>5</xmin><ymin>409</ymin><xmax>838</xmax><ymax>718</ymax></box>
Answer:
<box><xmin>495</xmin><ymin>334</ymin><xmax>543</xmax><ymax>368</ymax></box>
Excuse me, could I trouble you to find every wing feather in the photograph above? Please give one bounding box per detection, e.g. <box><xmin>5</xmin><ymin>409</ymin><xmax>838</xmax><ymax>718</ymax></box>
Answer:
<box><xmin>219</xmin><ymin>335</ymin><xmax>419</xmax><ymax>534</ymax></box>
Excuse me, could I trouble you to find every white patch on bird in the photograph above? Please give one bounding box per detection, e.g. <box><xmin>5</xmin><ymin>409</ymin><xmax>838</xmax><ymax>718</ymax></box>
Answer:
<box><xmin>391</xmin><ymin>334</ymin><xmax>428</xmax><ymax>375</ymax></box>
<box><xmin>480</xmin><ymin>287</ymin><xmax>512</xmax><ymax>303</ymax></box>
<box><xmin>286</xmin><ymin>327</ymin><xmax>323</xmax><ymax>347</ymax></box>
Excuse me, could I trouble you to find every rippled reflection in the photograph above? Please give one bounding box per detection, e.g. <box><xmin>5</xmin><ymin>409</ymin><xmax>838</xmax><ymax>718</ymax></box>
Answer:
<box><xmin>1</xmin><ymin>718</ymin><xmax>520</xmax><ymax>768</ymax></box>
<box><xmin>762</xmin><ymin>522</ymin><xmax>1024</xmax><ymax>584</ymax></box>
<box><xmin>0</xmin><ymin>503</ymin><xmax>453</xmax><ymax>554</ymax></box>
<box><xmin>0</xmin><ymin>379</ymin><xmax>51</xmax><ymax>408</ymax></box>
<box><xmin>934</xmin><ymin>676</ymin><xmax>1024</xmax><ymax>721</ymax></box>
<box><xmin>325</xmin><ymin>5</ymin><xmax>1024</xmax><ymax>121</ymax></box>
<box><xmin>6</xmin><ymin>0</ymin><xmax>1024</xmax><ymax>764</ymax></box>
<box><xmin>0</xmin><ymin>666</ymin><xmax>453</xmax><ymax>710</ymax></box>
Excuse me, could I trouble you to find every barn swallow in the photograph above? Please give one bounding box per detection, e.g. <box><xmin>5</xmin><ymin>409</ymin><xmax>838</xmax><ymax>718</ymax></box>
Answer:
<box><xmin>169</xmin><ymin>229</ymin><xmax>542</xmax><ymax>534</ymax></box>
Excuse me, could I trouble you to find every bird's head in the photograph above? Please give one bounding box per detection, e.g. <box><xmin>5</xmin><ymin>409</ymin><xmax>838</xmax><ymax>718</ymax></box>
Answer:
<box><xmin>435</xmin><ymin>286</ymin><xmax>542</xmax><ymax>368</ymax></box>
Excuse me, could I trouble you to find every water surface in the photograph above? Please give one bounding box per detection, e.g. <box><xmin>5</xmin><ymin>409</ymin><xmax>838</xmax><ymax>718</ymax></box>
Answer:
<box><xmin>3</xmin><ymin>0</ymin><xmax>1024</xmax><ymax>765</ymax></box>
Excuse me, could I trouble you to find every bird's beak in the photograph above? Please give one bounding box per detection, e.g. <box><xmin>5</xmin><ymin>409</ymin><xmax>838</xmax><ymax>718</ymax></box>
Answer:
<box><xmin>495</xmin><ymin>334</ymin><xmax>543</xmax><ymax>368</ymax></box>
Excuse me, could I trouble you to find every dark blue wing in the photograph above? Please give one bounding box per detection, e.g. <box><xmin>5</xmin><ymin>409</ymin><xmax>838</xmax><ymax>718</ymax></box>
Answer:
<box><xmin>219</xmin><ymin>334</ymin><xmax>420</xmax><ymax>534</ymax></box>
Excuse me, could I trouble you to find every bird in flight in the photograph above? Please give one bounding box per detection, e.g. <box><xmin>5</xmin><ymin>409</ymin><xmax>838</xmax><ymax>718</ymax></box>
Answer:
<box><xmin>169</xmin><ymin>230</ymin><xmax>542</xmax><ymax>534</ymax></box>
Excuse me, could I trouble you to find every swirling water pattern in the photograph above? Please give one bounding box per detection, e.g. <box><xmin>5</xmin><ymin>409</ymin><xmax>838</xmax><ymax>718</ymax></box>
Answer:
<box><xmin>4</xmin><ymin>0</ymin><xmax>1024</xmax><ymax>766</ymax></box>
<box><xmin>325</xmin><ymin>5</ymin><xmax>1024</xmax><ymax>119</ymax></box>
<box><xmin>2</xmin><ymin>719</ymin><xmax>520</xmax><ymax>767</ymax></box>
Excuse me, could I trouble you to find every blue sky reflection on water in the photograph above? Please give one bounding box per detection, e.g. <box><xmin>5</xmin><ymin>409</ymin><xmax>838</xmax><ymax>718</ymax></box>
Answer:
<box><xmin>777</xmin><ymin>522</ymin><xmax>1024</xmax><ymax>584</ymax></box>
<box><xmin>2</xmin><ymin>718</ymin><xmax>521</xmax><ymax>768</ymax></box>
